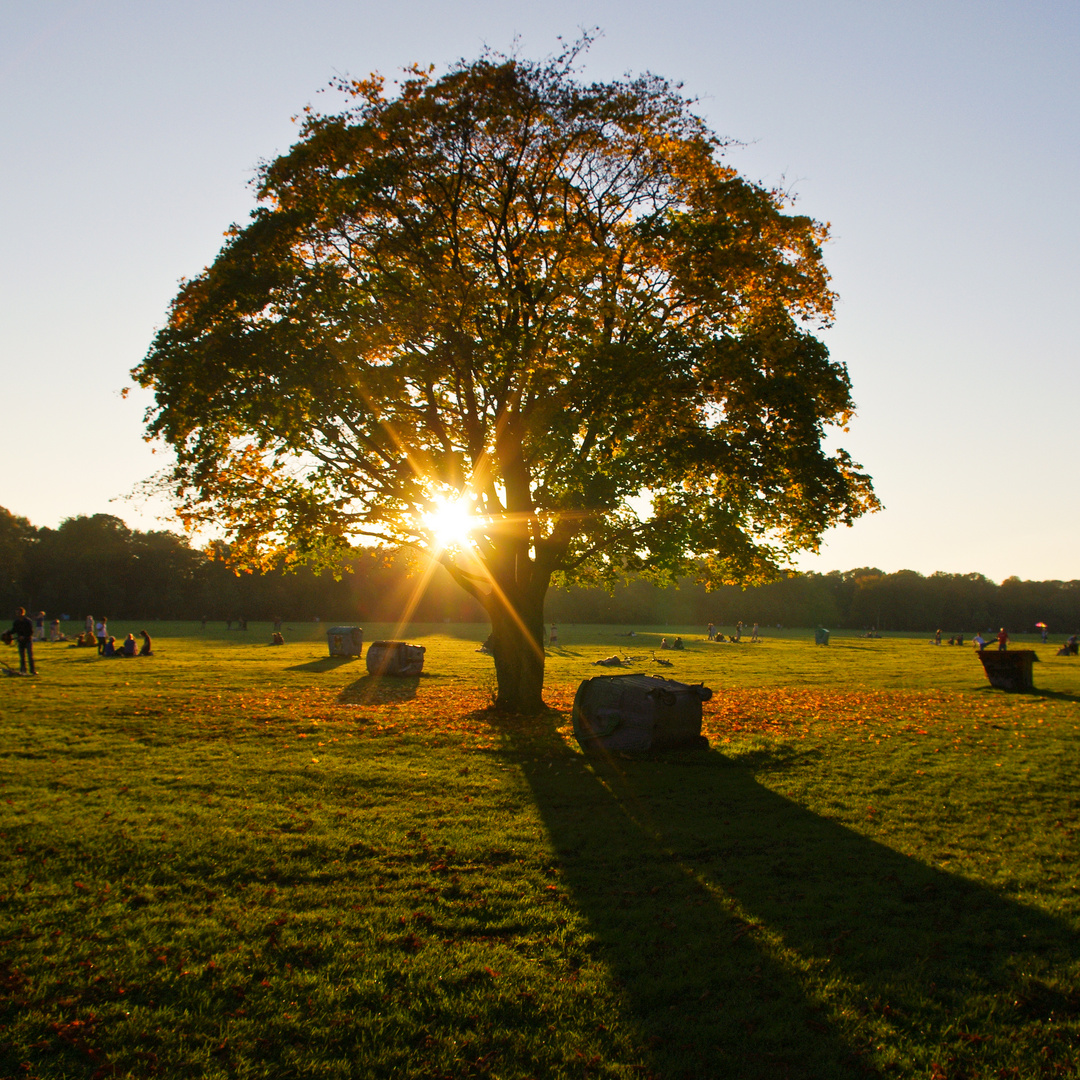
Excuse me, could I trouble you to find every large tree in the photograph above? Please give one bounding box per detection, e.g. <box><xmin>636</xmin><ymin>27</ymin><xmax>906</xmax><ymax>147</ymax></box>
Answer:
<box><xmin>134</xmin><ymin>45</ymin><xmax>878</xmax><ymax>711</ymax></box>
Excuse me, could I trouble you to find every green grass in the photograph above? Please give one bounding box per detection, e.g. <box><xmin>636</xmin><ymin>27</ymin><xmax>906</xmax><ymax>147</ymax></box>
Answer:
<box><xmin>2</xmin><ymin>623</ymin><xmax>1079</xmax><ymax>1078</ymax></box>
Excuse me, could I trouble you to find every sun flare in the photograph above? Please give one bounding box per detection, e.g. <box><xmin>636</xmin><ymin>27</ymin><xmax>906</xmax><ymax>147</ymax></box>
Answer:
<box><xmin>422</xmin><ymin>496</ymin><xmax>477</xmax><ymax>550</ymax></box>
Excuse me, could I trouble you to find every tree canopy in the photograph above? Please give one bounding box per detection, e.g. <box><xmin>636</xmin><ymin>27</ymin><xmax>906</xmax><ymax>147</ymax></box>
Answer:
<box><xmin>134</xmin><ymin>43</ymin><xmax>878</xmax><ymax>710</ymax></box>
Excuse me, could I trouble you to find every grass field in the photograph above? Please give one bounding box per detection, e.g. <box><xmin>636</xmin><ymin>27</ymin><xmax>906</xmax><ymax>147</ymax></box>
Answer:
<box><xmin>2</xmin><ymin>621</ymin><xmax>1079</xmax><ymax>1079</ymax></box>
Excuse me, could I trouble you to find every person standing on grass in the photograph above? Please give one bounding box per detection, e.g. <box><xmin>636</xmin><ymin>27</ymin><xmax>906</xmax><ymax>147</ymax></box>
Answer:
<box><xmin>95</xmin><ymin>617</ymin><xmax>107</xmax><ymax>654</ymax></box>
<box><xmin>9</xmin><ymin>607</ymin><xmax>36</xmax><ymax>675</ymax></box>
<box><xmin>997</xmin><ymin>627</ymin><xmax>1009</xmax><ymax>651</ymax></box>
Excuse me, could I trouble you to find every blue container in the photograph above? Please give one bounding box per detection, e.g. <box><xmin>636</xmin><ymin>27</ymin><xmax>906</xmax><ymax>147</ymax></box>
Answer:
<box><xmin>327</xmin><ymin>626</ymin><xmax>363</xmax><ymax>657</ymax></box>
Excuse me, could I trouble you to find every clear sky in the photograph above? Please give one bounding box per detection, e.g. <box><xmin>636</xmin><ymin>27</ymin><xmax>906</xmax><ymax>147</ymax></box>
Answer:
<box><xmin>3</xmin><ymin>0</ymin><xmax>1077</xmax><ymax>583</ymax></box>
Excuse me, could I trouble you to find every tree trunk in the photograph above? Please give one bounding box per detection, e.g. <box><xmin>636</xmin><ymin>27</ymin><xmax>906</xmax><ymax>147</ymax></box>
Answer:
<box><xmin>486</xmin><ymin>588</ymin><xmax>548</xmax><ymax>714</ymax></box>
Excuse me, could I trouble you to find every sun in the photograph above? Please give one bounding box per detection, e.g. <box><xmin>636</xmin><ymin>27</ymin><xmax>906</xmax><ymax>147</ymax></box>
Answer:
<box><xmin>422</xmin><ymin>495</ymin><xmax>477</xmax><ymax>550</ymax></box>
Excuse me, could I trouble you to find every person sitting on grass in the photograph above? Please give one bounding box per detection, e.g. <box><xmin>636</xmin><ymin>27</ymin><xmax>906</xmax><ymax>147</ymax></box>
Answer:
<box><xmin>121</xmin><ymin>633</ymin><xmax>137</xmax><ymax>657</ymax></box>
<box><xmin>139</xmin><ymin>630</ymin><xmax>152</xmax><ymax>656</ymax></box>
<box><xmin>672</xmin><ymin>636</ymin><xmax>685</xmax><ymax>650</ymax></box>
<box><xmin>102</xmin><ymin>636</ymin><xmax>117</xmax><ymax>657</ymax></box>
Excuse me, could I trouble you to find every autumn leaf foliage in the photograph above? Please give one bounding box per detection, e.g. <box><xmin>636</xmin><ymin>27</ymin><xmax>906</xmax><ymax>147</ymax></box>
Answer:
<box><xmin>134</xmin><ymin>40</ymin><xmax>878</xmax><ymax>711</ymax></box>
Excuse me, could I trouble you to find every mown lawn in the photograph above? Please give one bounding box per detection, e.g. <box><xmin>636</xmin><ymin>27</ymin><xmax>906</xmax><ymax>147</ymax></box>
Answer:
<box><xmin>2</xmin><ymin>622</ymin><xmax>1079</xmax><ymax>1078</ymax></box>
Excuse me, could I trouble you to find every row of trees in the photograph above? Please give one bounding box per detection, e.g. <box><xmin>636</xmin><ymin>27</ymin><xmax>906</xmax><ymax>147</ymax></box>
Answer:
<box><xmin>548</xmin><ymin>569</ymin><xmax>1080</xmax><ymax>634</ymax></box>
<box><xmin>3</xmin><ymin>508</ymin><xmax>1076</xmax><ymax>634</ymax></box>
<box><xmin>0</xmin><ymin>508</ymin><xmax>479</xmax><ymax>624</ymax></box>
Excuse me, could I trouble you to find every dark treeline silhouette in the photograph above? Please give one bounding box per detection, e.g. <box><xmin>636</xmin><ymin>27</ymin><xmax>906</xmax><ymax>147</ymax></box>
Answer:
<box><xmin>2</xmin><ymin>508</ymin><xmax>1077</xmax><ymax>634</ymax></box>
<box><xmin>547</xmin><ymin>569</ymin><xmax>1080</xmax><ymax>634</ymax></box>
<box><xmin>0</xmin><ymin>508</ymin><xmax>481</xmax><ymax>624</ymax></box>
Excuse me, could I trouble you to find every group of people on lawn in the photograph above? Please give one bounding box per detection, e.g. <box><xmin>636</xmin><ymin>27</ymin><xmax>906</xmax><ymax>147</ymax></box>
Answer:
<box><xmin>74</xmin><ymin>616</ymin><xmax>151</xmax><ymax>657</ymax></box>
<box><xmin>707</xmin><ymin>621</ymin><xmax>760</xmax><ymax>643</ymax></box>
<box><xmin>3</xmin><ymin>608</ymin><xmax>151</xmax><ymax>676</ymax></box>
<box><xmin>966</xmin><ymin>627</ymin><xmax>1077</xmax><ymax>655</ymax></box>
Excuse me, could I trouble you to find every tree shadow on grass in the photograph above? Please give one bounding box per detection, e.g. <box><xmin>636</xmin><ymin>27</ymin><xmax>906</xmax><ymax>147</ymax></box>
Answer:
<box><xmin>338</xmin><ymin>673</ymin><xmax>421</xmax><ymax>704</ymax></box>
<box><xmin>491</xmin><ymin>714</ymin><xmax>1080</xmax><ymax>1079</ymax></box>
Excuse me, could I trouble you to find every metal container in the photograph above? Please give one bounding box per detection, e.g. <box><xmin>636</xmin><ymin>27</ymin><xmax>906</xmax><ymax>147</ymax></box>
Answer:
<box><xmin>365</xmin><ymin>640</ymin><xmax>426</xmax><ymax>675</ymax></box>
<box><xmin>572</xmin><ymin>673</ymin><xmax>711</xmax><ymax>752</ymax></box>
<box><xmin>327</xmin><ymin>626</ymin><xmax>363</xmax><ymax>657</ymax></box>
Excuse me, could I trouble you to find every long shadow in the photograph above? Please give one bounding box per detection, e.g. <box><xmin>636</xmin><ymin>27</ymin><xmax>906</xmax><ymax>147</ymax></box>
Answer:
<box><xmin>493</xmin><ymin>715</ymin><xmax>1079</xmax><ymax>1078</ymax></box>
<box><xmin>1030</xmin><ymin>688</ymin><xmax>1080</xmax><ymax>704</ymax></box>
<box><xmin>285</xmin><ymin>656</ymin><xmax>358</xmax><ymax>673</ymax></box>
<box><xmin>969</xmin><ymin>684</ymin><xmax>1080</xmax><ymax>704</ymax></box>
<box><xmin>338</xmin><ymin>673</ymin><xmax>421</xmax><ymax>704</ymax></box>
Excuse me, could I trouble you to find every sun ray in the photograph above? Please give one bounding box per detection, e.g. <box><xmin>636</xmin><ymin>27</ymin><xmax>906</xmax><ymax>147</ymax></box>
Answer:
<box><xmin>422</xmin><ymin>495</ymin><xmax>478</xmax><ymax>551</ymax></box>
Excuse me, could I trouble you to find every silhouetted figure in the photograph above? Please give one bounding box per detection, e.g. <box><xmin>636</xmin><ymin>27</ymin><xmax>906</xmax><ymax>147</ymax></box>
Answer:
<box><xmin>8</xmin><ymin>607</ymin><xmax>36</xmax><ymax>675</ymax></box>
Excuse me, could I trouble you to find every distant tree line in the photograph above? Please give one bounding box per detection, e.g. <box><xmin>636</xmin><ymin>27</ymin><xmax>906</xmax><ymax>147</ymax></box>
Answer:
<box><xmin>2</xmin><ymin>508</ymin><xmax>1077</xmax><ymax>634</ymax></box>
<box><xmin>0</xmin><ymin>509</ymin><xmax>479</xmax><ymax>624</ymax></box>
<box><xmin>547</xmin><ymin>569</ymin><xmax>1080</xmax><ymax>635</ymax></box>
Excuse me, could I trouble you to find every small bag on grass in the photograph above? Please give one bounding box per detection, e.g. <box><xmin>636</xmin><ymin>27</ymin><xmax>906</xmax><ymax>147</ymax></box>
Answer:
<box><xmin>572</xmin><ymin>673</ymin><xmax>711</xmax><ymax>753</ymax></box>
